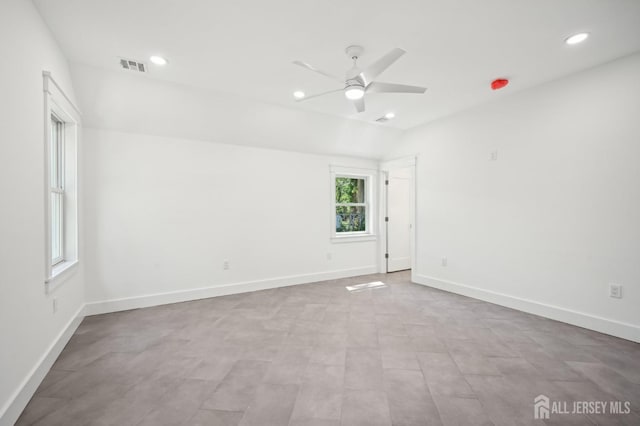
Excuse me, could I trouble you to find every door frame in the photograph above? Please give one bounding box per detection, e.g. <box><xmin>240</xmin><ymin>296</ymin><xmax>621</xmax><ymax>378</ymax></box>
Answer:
<box><xmin>378</xmin><ymin>156</ymin><xmax>416</xmax><ymax>278</ymax></box>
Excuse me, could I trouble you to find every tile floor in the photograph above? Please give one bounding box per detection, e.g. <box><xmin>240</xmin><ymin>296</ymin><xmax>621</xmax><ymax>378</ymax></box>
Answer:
<box><xmin>17</xmin><ymin>271</ymin><xmax>640</xmax><ymax>425</ymax></box>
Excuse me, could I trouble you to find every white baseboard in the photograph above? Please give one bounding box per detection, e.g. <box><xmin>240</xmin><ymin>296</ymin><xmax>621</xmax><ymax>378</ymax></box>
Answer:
<box><xmin>413</xmin><ymin>274</ymin><xmax>640</xmax><ymax>343</ymax></box>
<box><xmin>85</xmin><ymin>266</ymin><xmax>378</xmax><ymax>316</ymax></box>
<box><xmin>0</xmin><ymin>305</ymin><xmax>85</xmax><ymax>426</ymax></box>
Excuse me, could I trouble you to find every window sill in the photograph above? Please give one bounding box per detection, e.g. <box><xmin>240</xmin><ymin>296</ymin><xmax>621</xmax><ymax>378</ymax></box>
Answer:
<box><xmin>331</xmin><ymin>234</ymin><xmax>377</xmax><ymax>244</ymax></box>
<box><xmin>45</xmin><ymin>260</ymin><xmax>79</xmax><ymax>294</ymax></box>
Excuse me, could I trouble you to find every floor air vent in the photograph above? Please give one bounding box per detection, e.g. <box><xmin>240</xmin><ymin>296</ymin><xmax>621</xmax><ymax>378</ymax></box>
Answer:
<box><xmin>119</xmin><ymin>58</ymin><xmax>146</xmax><ymax>73</ymax></box>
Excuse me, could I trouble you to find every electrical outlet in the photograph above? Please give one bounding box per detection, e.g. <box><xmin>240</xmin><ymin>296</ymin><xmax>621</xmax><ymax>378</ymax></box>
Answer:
<box><xmin>441</xmin><ymin>257</ymin><xmax>448</xmax><ymax>267</ymax></box>
<box><xmin>52</xmin><ymin>297</ymin><xmax>58</xmax><ymax>313</ymax></box>
<box><xmin>223</xmin><ymin>260</ymin><xmax>230</xmax><ymax>270</ymax></box>
<box><xmin>489</xmin><ymin>150</ymin><xmax>498</xmax><ymax>161</ymax></box>
<box><xmin>609</xmin><ymin>283</ymin><xmax>622</xmax><ymax>299</ymax></box>
<box><xmin>327</xmin><ymin>252</ymin><xmax>332</xmax><ymax>260</ymax></box>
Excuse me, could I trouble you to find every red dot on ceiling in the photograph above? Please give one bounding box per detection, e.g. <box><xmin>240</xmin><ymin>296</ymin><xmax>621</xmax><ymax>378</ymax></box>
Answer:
<box><xmin>491</xmin><ymin>78</ymin><xmax>509</xmax><ymax>90</ymax></box>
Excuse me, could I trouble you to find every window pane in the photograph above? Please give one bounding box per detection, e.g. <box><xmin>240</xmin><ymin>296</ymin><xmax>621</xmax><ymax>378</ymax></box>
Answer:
<box><xmin>50</xmin><ymin>117</ymin><xmax>59</xmax><ymax>188</ymax></box>
<box><xmin>335</xmin><ymin>177</ymin><xmax>365</xmax><ymax>203</ymax></box>
<box><xmin>336</xmin><ymin>206</ymin><xmax>366</xmax><ymax>233</ymax></box>
<box><xmin>51</xmin><ymin>191</ymin><xmax>63</xmax><ymax>262</ymax></box>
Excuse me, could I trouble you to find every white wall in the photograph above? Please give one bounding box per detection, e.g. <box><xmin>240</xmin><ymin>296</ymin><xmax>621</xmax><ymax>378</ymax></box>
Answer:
<box><xmin>386</xmin><ymin>53</ymin><xmax>640</xmax><ymax>341</ymax></box>
<box><xmin>0</xmin><ymin>1</ymin><xmax>85</xmax><ymax>424</ymax></box>
<box><xmin>75</xmin><ymin>60</ymin><xmax>394</xmax><ymax>312</ymax></box>
<box><xmin>83</xmin><ymin>128</ymin><xmax>380</xmax><ymax>311</ymax></box>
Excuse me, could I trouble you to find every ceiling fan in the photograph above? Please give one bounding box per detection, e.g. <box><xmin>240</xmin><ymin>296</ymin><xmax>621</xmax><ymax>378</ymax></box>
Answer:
<box><xmin>293</xmin><ymin>45</ymin><xmax>427</xmax><ymax>113</ymax></box>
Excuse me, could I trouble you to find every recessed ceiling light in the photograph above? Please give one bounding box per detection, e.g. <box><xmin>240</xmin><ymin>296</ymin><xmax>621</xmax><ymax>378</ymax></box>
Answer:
<box><xmin>565</xmin><ymin>33</ymin><xmax>589</xmax><ymax>45</ymax></box>
<box><xmin>149</xmin><ymin>55</ymin><xmax>168</xmax><ymax>66</ymax></box>
<box><xmin>385</xmin><ymin>112</ymin><xmax>396</xmax><ymax>119</ymax></box>
<box><xmin>293</xmin><ymin>91</ymin><xmax>305</xmax><ymax>99</ymax></box>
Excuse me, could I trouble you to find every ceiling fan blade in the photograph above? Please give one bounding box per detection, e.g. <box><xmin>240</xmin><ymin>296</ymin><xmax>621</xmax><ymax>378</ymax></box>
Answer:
<box><xmin>296</xmin><ymin>88</ymin><xmax>342</xmax><ymax>102</ymax></box>
<box><xmin>367</xmin><ymin>82</ymin><xmax>427</xmax><ymax>94</ymax></box>
<box><xmin>359</xmin><ymin>48</ymin><xmax>406</xmax><ymax>85</ymax></box>
<box><xmin>292</xmin><ymin>60</ymin><xmax>343</xmax><ymax>83</ymax></box>
<box><xmin>354</xmin><ymin>97</ymin><xmax>365</xmax><ymax>113</ymax></box>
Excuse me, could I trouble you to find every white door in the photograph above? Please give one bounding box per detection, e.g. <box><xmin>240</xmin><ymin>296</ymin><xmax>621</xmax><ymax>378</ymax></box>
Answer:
<box><xmin>387</xmin><ymin>167</ymin><xmax>412</xmax><ymax>272</ymax></box>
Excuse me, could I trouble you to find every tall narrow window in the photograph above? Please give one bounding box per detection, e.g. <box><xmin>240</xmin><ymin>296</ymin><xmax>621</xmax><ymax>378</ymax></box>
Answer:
<box><xmin>44</xmin><ymin>71</ymin><xmax>80</xmax><ymax>288</ymax></box>
<box><xmin>50</xmin><ymin>115</ymin><xmax>64</xmax><ymax>265</ymax></box>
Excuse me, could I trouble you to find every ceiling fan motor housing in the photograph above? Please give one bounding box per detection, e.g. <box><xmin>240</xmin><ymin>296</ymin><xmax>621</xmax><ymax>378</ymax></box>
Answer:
<box><xmin>345</xmin><ymin>78</ymin><xmax>364</xmax><ymax>89</ymax></box>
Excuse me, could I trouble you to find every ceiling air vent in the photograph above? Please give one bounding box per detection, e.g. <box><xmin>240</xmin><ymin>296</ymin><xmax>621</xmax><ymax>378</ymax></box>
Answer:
<box><xmin>119</xmin><ymin>58</ymin><xmax>146</xmax><ymax>73</ymax></box>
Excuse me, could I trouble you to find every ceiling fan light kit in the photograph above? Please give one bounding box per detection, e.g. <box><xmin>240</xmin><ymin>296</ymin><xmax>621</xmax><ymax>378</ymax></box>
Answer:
<box><xmin>293</xmin><ymin>45</ymin><xmax>427</xmax><ymax>113</ymax></box>
<box><xmin>345</xmin><ymin>85</ymin><xmax>365</xmax><ymax>100</ymax></box>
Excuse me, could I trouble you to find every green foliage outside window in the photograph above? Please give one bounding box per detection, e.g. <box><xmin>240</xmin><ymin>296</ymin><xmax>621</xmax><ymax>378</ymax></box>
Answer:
<box><xmin>336</xmin><ymin>177</ymin><xmax>366</xmax><ymax>232</ymax></box>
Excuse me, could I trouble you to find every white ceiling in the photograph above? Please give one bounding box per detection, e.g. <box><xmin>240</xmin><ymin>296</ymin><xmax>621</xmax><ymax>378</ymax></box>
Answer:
<box><xmin>35</xmin><ymin>0</ymin><xmax>640</xmax><ymax>129</ymax></box>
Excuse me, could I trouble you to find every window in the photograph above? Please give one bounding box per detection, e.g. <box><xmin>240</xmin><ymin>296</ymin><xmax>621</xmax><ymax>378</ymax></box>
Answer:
<box><xmin>330</xmin><ymin>167</ymin><xmax>376</xmax><ymax>241</ymax></box>
<box><xmin>44</xmin><ymin>71</ymin><xmax>80</xmax><ymax>289</ymax></box>
<box><xmin>335</xmin><ymin>177</ymin><xmax>367</xmax><ymax>233</ymax></box>
<box><xmin>50</xmin><ymin>115</ymin><xmax>64</xmax><ymax>265</ymax></box>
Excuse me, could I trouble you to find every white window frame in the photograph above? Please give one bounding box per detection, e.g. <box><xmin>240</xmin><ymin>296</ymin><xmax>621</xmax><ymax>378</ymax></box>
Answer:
<box><xmin>44</xmin><ymin>71</ymin><xmax>81</xmax><ymax>292</ymax></box>
<box><xmin>330</xmin><ymin>166</ymin><xmax>376</xmax><ymax>243</ymax></box>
